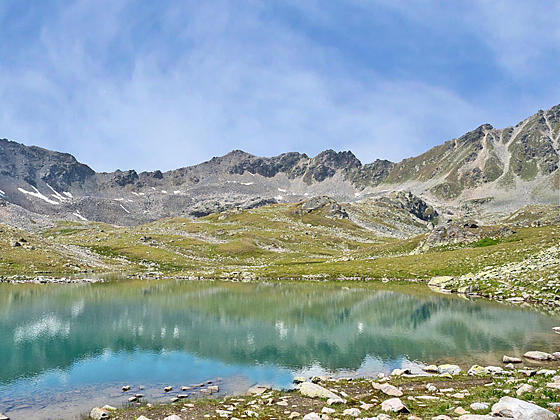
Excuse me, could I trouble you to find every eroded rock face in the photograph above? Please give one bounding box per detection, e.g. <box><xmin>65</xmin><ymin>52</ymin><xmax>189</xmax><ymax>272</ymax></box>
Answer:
<box><xmin>297</xmin><ymin>196</ymin><xmax>349</xmax><ymax>219</ymax></box>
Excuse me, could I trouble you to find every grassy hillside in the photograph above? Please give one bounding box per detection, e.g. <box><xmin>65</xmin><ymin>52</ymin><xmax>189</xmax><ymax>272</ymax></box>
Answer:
<box><xmin>1</xmin><ymin>204</ymin><xmax>557</xmax><ymax>289</ymax></box>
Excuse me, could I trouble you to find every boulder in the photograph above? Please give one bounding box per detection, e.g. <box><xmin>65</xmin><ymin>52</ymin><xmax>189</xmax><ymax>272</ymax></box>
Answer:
<box><xmin>468</xmin><ymin>365</ymin><xmax>486</xmax><ymax>376</ymax></box>
<box><xmin>438</xmin><ymin>364</ymin><xmax>461</xmax><ymax>375</ymax></box>
<box><xmin>381</xmin><ymin>397</ymin><xmax>409</xmax><ymax>413</ymax></box>
<box><xmin>297</xmin><ymin>382</ymin><xmax>343</xmax><ymax>402</ymax></box>
<box><xmin>524</xmin><ymin>351</ymin><xmax>553</xmax><ymax>361</ymax></box>
<box><xmin>379</xmin><ymin>383</ymin><xmax>403</xmax><ymax>397</ymax></box>
<box><xmin>503</xmin><ymin>355</ymin><xmax>522</xmax><ymax>364</ymax></box>
<box><xmin>491</xmin><ymin>396</ymin><xmax>556</xmax><ymax>419</ymax></box>
<box><xmin>89</xmin><ymin>408</ymin><xmax>109</xmax><ymax>420</ymax></box>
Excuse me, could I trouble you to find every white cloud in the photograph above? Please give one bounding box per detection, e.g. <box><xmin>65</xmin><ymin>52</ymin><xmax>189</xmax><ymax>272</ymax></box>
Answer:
<box><xmin>0</xmin><ymin>0</ymin><xmax>557</xmax><ymax>172</ymax></box>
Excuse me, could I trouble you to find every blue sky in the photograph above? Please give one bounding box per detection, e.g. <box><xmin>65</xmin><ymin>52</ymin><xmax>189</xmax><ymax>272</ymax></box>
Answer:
<box><xmin>0</xmin><ymin>0</ymin><xmax>558</xmax><ymax>172</ymax></box>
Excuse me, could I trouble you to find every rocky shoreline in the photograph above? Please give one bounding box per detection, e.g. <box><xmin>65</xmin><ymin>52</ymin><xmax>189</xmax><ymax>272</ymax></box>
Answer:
<box><xmin>72</xmin><ymin>334</ymin><xmax>560</xmax><ymax>420</ymax></box>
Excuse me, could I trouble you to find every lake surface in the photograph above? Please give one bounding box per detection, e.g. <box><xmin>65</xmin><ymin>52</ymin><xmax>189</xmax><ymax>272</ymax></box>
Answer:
<box><xmin>1</xmin><ymin>279</ymin><xmax>559</xmax><ymax>419</ymax></box>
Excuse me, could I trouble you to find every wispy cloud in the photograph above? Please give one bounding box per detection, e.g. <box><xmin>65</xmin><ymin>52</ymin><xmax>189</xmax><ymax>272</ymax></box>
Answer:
<box><xmin>0</xmin><ymin>0</ymin><xmax>557</xmax><ymax>172</ymax></box>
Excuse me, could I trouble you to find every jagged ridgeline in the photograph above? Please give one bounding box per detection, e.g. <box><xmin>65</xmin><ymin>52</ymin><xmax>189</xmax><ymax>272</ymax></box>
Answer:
<box><xmin>0</xmin><ymin>104</ymin><xmax>558</xmax><ymax>228</ymax></box>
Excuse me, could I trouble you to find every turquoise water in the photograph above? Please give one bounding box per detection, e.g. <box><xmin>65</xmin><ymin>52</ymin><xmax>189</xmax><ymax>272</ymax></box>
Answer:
<box><xmin>0</xmin><ymin>279</ymin><xmax>558</xmax><ymax>419</ymax></box>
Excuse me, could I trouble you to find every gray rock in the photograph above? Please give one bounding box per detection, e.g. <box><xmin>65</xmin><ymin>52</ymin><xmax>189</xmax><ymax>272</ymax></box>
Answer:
<box><xmin>491</xmin><ymin>396</ymin><xmax>556</xmax><ymax>419</ymax></box>
<box><xmin>342</xmin><ymin>408</ymin><xmax>361</xmax><ymax>417</ymax></box>
<box><xmin>247</xmin><ymin>385</ymin><xmax>270</xmax><ymax>395</ymax></box>
<box><xmin>515</xmin><ymin>383</ymin><xmax>534</xmax><ymax>396</ymax></box>
<box><xmin>524</xmin><ymin>351</ymin><xmax>553</xmax><ymax>361</ymax></box>
<box><xmin>502</xmin><ymin>355</ymin><xmax>522</xmax><ymax>363</ymax></box>
<box><xmin>381</xmin><ymin>397</ymin><xmax>409</xmax><ymax>413</ymax></box>
<box><xmin>297</xmin><ymin>382</ymin><xmax>343</xmax><ymax>402</ymax></box>
<box><xmin>379</xmin><ymin>383</ymin><xmax>403</xmax><ymax>397</ymax></box>
<box><xmin>89</xmin><ymin>407</ymin><xmax>109</xmax><ymax>420</ymax></box>
<box><xmin>469</xmin><ymin>402</ymin><xmax>489</xmax><ymax>411</ymax></box>
<box><xmin>437</xmin><ymin>364</ymin><xmax>461</xmax><ymax>375</ymax></box>
<box><xmin>302</xmin><ymin>413</ymin><xmax>321</xmax><ymax>420</ymax></box>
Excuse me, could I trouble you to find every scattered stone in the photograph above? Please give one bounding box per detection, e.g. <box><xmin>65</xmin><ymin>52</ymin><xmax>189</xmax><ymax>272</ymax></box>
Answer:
<box><xmin>0</xmin><ymin>414</ymin><xmax>9</xmax><ymax>420</ymax></box>
<box><xmin>244</xmin><ymin>410</ymin><xmax>259</xmax><ymax>418</ymax></box>
<box><xmin>127</xmin><ymin>396</ymin><xmax>138</xmax><ymax>402</ymax></box>
<box><xmin>537</xmin><ymin>369</ymin><xmax>557</xmax><ymax>376</ymax></box>
<box><xmin>432</xmin><ymin>416</ymin><xmax>452</xmax><ymax>420</ymax></box>
<box><xmin>293</xmin><ymin>377</ymin><xmax>305</xmax><ymax>384</ymax></box>
<box><xmin>326</xmin><ymin>397</ymin><xmax>346</xmax><ymax>405</ymax></box>
<box><xmin>515</xmin><ymin>384</ymin><xmax>533</xmax><ymax>396</ymax></box>
<box><xmin>381</xmin><ymin>397</ymin><xmax>409</xmax><ymax>413</ymax></box>
<box><xmin>297</xmin><ymin>382</ymin><xmax>343</xmax><ymax>402</ymax></box>
<box><xmin>468</xmin><ymin>365</ymin><xmax>486</xmax><ymax>376</ymax></box>
<box><xmin>454</xmin><ymin>407</ymin><xmax>468</xmax><ymax>415</ymax></box>
<box><xmin>438</xmin><ymin>364</ymin><xmax>461</xmax><ymax>375</ymax></box>
<box><xmin>321</xmin><ymin>407</ymin><xmax>335</xmax><ymax>414</ymax></box>
<box><xmin>181</xmin><ymin>386</ymin><xmax>191</xmax><ymax>391</ymax></box>
<box><xmin>302</xmin><ymin>413</ymin><xmax>321</xmax><ymax>420</ymax></box>
<box><xmin>524</xmin><ymin>351</ymin><xmax>553</xmax><ymax>361</ymax></box>
<box><xmin>553</xmin><ymin>327</ymin><xmax>560</xmax><ymax>334</ymax></box>
<box><xmin>288</xmin><ymin>412</ymin><xmax>300</xmax><ymax>419</ymax></box>
<box><xmin>163</xmin><ymin>416</ymin><xmax>183</xmax><ymax>420</ymax></box>
<box><xmin>89</xmin><ymin>408</ymin><xmax>109</xmax><ymax>420</ymax></box>
<box><xmin>518</xmin><ymin>369</ymin><xmax>537</xmax><ymax>377</ymax></box>
<box><xmin>470</xmin><ymin>402</ymin><xmax>489</xmax><ymax>411</ymax></box>
<box><xmin>491</xmin><ymin>396</ymin><xmax>556</xmax><ymax>419</ymax></box>
<box><xmin>503</xmin><ymin>355</ymin><xmax>522</xmax><ymax>363</ymax></box>
<box><xmin>247</xmin><ymin>385</ymin><xmax>270</xmax><ymax>396</ymax></box>
<box><xmin>458</xmin><ymin>416</ymin><xmax>497</xmax><ymax>419</ymax></box>
<box><xmin>342</xmin><ymin>408</ymin><xmax>361</xmax><ymax>417</ymax></box>
<box><xmin>122</xmin><ymin>385</ymin><xmax>131</xmax><ymax>392</ymax></box>
<box><xmin>423</xmin><ymin>365</ymin><xmax>438</xmax><ymax>373</ymax></box>
<box><xmin>136</xmin><ymin>416</ymin><xmax>151</xmax><ymax>420</ymax></box>
<box><xmin>102</xmin><ymin>405</ymin><xmax>117</xmax><ymax>411</ymax></box>
<box><xmin>379</xmin><ymin>383</ymin><xmax>403</xmax><ymax>397</ymax></box>
<box><xmin>390</xmin><ymin>368</ymin><xmax>411</xmax><ymax>376</ymax></box>
<box><xmin>164</xmin><ymin>386</ymin><xmax>173</xmax><ymax>392</ymax></box>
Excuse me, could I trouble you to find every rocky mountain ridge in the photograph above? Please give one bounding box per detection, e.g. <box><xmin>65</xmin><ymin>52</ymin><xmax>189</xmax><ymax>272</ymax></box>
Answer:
<box><xmin>0</xmin><ymin>104</ymin><xmax>558</xmax><ymax>228</ymax></box>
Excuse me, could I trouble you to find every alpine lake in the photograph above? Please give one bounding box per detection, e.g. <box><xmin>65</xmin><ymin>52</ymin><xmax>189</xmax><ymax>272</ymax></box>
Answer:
<box><xmin>1</xmin><ymin>277</ymin><xmax>559</xmax><ymax>419</ymax></box>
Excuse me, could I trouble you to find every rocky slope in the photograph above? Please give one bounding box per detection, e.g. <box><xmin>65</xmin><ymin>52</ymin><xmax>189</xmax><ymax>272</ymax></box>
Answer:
<box><xmin>0</xmin><ymin>104</ymin><xmax>557</xmax><ymax>228</ymax></box>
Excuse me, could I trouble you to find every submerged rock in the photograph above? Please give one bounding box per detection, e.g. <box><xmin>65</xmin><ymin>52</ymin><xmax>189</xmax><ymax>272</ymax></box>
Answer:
<box><xmin>524</xmin><ymin>351</ymin><xmax>553</xmax><ymax>361</ymax></box>
<box><xmin>502</xmin><ymin>355</ymin><xmax>522</xmax><ymax>363</ymax></box>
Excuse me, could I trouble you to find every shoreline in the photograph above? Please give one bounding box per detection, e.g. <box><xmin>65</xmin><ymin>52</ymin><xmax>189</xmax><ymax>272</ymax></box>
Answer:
<box><xmin>83</xmin><ymin>351</ymin><xmax>560</xmax><ymax>420</ymax></box>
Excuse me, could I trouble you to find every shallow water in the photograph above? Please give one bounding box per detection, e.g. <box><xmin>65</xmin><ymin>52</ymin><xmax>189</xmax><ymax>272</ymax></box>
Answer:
<box><xmin>0</xmin><ymin>279</ymin><xmax>558</xmax><ymax>419</ymax></box>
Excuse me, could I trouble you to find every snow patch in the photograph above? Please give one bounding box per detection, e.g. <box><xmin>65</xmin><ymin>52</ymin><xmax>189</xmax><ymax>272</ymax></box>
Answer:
<box><xmin>114</xmin><ymin>198</ymin><xmax>124</xmax><ymax>201</ymax></box>
<box><xmin>241</xmin><ymin>182</ymin><xmax>254</xmax><ymax>186</ymax></box>
<box><xmin>274</xmin><ymin>195</ymin><xmax>283</xmax><ymax>201</ymax></box>
<box><xmin>173</xmin><ymin>190</ymin><xmax>181</xmax><ymax>195</ymax></box>
<box><xmin>119</xmin><ymin>204</ymin><xmax>130</xmax><ymax>213</ymax></box>
<box><xmin>277</xmin><ymin>188</ymin><xmax>287</xmax><ymax>192</ymax></box>
<box><xmin>161</xmin><ymin>190</ymin><xmax>167</xmax><ymax>194</ymax></box>
<box><xmin>18</xmin><ymin>186</ymin><xmax>60</xmax><ymax>205</ymax></box>
<box><xmin>0</xmin><ymin>189</ymin><xmax>4</xmax><ymax>196</ymax></box>
<box><xmin>354</xmin><ymin>192</ymin><xmax>361</xmax><ymax>197</ymax></box>
<box><xmin>63</xmin><ymin>191</ymin><xmax>73</xmax><ymax>198</ymax></box>
<box><xmin>47</xmin><ymin>184</ymin><xmax>70</xmax><ymax>202</ymax></box>
<box><xmin>73</xmin><ymin>211</ymin><xmax>87</xmax><ymax>221</ymax></box>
